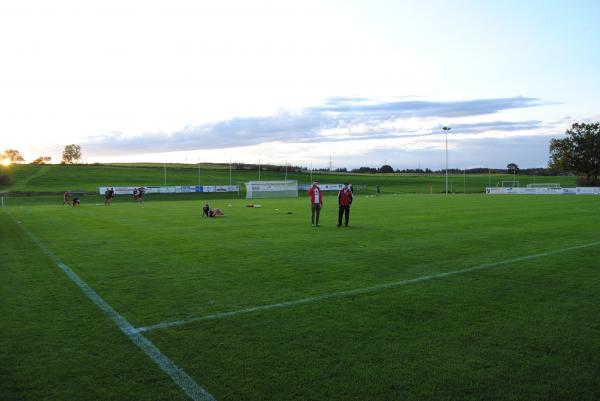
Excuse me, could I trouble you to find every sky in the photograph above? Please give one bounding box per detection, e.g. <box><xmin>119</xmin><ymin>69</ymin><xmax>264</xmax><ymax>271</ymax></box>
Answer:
<box><xmin>1</xmin><ymin>0</ymin><xmax>599</xmax><ymax>169</ymax></box>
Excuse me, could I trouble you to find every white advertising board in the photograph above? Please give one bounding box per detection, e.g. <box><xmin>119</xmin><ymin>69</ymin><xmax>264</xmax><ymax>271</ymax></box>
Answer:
<box><xmin>99</xmin><ymin>185</ymin><xmax>239</xmax><ymax>195</ymax></box>
<box><xmin>486</xmin><ymin>187</ymin><xmax>599</xmax><ymax>195</ymax></box>
<box><xmin>298</xmin><ymin>184</ymin><xmax>344</xmax><ymax>191</ymax></box>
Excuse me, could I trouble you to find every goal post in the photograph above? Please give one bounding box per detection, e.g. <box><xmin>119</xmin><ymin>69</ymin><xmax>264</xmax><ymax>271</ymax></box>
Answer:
<box><xmin>497</xmin><ymin>180</ymin><xmax>520</xmax><ymax>188</ymax></box>
<box><xmin>245</xmin><ymin>180</ymin><xmax>298</xmax><ymax>199</ymax></box>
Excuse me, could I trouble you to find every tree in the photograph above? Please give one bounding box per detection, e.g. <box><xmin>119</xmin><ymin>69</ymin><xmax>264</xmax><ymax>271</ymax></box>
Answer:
<box><xmin>506</xmin><ymin>163</ymin><xmax>519</xmax><ymax>174</ymax></box>
<box><xmin>32</xmin><ymin>156</ymin><xmax>52</xmax><ymax>165</ymax></box>
<box><xmin>549</xmin><ymin>122</ymin><xmax>600</xmax><ymax>185</ymax></box>
<box><xmin>351</xmin><ymin>166</ymin><xmax>378</xmax><ymax>173</ymax></box>
<box><xmin>61</xmin><ymin>144</ymin><xmax>82</xmax><ymax>164</ymax></box>
<box><xmin>379</xmin><ymin>164</ymin><xmax>394</xmax><ymax>173</ymax></box>
<box><xmin>0</xmin><ymin>173</ymin><xmax>10</xmax><ymax>186</ymax></box>
<box><xmin>1</xmin><ymin>149</ymin><xmax>25</xmax><ymax>163</ymax></box>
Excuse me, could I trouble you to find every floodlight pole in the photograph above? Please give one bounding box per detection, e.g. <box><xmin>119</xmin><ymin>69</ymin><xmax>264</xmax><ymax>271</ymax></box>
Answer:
<box><xmin>443</xmin><ymin>127</ymin><xmax>451</xmax><ymax>195</ymax></box>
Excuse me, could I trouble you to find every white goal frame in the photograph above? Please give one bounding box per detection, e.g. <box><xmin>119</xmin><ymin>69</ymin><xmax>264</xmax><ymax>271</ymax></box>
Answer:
<box><xmin>497</xmin><ymin>180</ymin><xmax>520</xmax><ymax>188</ymax></box>
<box><xmin>245</xmin><ymin>180</ymin><xmax>298</xmax><ymax>199</ymax></box>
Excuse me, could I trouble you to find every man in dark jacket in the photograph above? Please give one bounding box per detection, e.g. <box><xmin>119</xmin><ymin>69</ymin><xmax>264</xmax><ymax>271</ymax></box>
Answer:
<box><xmin>337</xmin><ymin>183</ymin><xmax>354</xmax><ymax>227</ymax></box>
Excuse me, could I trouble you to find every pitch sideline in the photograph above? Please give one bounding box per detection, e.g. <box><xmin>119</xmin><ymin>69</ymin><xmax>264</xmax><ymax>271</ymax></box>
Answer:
<box><xmin>136</xmin><ymin>240</ymin><xmax>600</xmax><ymax>334</ymax></box>
<box><xmin>7</xmin><ymin>212</ymin><xmax>216</xmax><ymax>401</ymax></box>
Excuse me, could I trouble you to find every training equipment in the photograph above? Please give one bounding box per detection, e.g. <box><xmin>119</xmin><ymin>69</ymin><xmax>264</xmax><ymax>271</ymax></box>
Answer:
<box><xmin>245</xmin><ymin>180</ymin><xmax>298</xmax><ymax>199</ymax></box>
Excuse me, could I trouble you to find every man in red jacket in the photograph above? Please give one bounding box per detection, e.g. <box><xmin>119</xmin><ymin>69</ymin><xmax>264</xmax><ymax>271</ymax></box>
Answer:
<box><xmin>308</xmin><ymin>180</ymin><xmax>323</xmax><ymax>226</ymax></box>
<box><xmin>337</xmin><ymin>182</ymin><xmax>354</xmax><ymax>227</ymax></box>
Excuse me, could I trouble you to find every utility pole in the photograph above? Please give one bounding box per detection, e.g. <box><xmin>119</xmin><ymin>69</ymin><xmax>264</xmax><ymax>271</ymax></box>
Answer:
<box><xmin>443</xmin><ymin>126</ymin><xmax>451</xmax><ymax>195</ymax></box>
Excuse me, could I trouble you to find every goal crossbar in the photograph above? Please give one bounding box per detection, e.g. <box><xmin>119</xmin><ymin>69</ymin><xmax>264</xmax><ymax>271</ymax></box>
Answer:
<box><xmin>245</xmin><ymin>180</ymin><xmax>298</xmax><ymax>199</ymax></box>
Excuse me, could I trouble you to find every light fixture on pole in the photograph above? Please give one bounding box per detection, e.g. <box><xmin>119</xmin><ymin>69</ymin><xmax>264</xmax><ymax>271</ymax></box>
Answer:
<box><xmin>442</xmin><ymin>126</ymin><xmax>451</xmax><ymax>195</ymax></box>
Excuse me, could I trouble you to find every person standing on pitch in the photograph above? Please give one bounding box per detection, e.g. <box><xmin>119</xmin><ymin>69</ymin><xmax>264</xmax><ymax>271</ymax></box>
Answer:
<box><xmin>308</xmin><ymin>180</ymin><xmax>323</xmax><ymax>227</ymax></box>
<box><xmin>337</xmin><ymin>182</ymin><xmax>354</xmax><ymax>227</ymax></box>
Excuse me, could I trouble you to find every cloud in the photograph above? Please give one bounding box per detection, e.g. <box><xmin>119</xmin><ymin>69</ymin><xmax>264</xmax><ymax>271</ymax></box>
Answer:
<box><xmin>85</xmin><ymin>96</ymin><xmax>549</xmax><ymax>156</ymax></box>
<box><xmin>329</xmin><ymin>135</ymin><xmax>556</xmax><ymax>170</ymax></box>
<box><xmin>310</xmin><ymin>96</ymin><xmax>546</xmax><ymax>118</ymax></box>
<box><xmin>439</xmin><ymin>120</ymin><xmax>543</xmax><ymax>134</ymax></box>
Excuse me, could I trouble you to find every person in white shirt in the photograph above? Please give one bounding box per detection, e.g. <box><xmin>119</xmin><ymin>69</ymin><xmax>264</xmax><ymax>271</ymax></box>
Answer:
<box><xmin>308</xmin><ymin>181</ymin><xmax>323</xmax><ymax>226</ymax></box>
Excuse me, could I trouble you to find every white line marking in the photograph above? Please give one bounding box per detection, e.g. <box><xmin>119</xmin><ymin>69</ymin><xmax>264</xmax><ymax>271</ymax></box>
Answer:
<box><xmin>9</xmin><ymin>213</ymin><xmax>216</xmax><ymax>401</ymax></box>
<box><xmin>137</xmin><ymin>240</ymin><xmax>600</xmax><ymax>333</ymax></box>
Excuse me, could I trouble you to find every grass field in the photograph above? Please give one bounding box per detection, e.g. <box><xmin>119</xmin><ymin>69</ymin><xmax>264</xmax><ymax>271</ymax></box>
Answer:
<box><xmin>0</xmin><ymin>163</ymin><xmax>578</xmax><ymax>195</ymax></box>
<box><xmin>2</xmin><ymin>190</ymin><xmax>600</xmax><ymax>400</ymax></box>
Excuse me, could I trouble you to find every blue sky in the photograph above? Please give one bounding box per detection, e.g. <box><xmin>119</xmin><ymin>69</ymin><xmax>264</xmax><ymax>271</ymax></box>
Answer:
<box><xmin>1</xmin><ymin>0</ymin><xmax>599</xmax><ymax>169</ymax></box>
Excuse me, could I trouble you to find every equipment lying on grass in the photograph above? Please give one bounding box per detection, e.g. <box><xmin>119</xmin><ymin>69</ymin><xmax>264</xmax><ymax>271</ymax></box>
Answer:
<box><xmin>245</xmin><ymin>180</ymin><xmax>298</xmax><ymax>199</ymax></box>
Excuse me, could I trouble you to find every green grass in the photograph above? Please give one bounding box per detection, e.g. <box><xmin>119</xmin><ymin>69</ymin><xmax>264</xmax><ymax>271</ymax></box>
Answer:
<box><xmin>2</xmin><ymin>193</ymin><xmax>600</xmax><ymax>400</ymax></box>
<box><xmin>0</xmin><ymin>163</ymin><xmax>578</xmax><ymax>195</ymax></box>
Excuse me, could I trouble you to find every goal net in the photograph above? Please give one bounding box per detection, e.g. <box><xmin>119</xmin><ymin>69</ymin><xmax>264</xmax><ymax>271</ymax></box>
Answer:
<box><xmin>497</xmin><ymin>180</ymin><xmax>520</xmax><ymax>188</ymax></box>
<box><xmin>526</xmin><ymin>183</ymin><xmax>561</xmax><ymax>188</ymax></box>
<box><xmin>245</xmin><ymin>180</ymin><xmax>298</xmax><ymax>199</ymax></box>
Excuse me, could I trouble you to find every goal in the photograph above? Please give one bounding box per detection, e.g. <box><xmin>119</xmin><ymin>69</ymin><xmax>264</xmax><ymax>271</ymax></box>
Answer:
<box><xmin>245</xmin><ymin>180</ymin><xmax>298</xmax><ymax>199</ymax></box>
<box><xmin>497</xmin><ymin>180</ymin><xmax>519</xmax><ymax>188</ymax></box>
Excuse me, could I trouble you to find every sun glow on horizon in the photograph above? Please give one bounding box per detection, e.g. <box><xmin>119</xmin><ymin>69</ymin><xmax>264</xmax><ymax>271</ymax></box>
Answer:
<box><xmin>1</xmin><ymin>159</ymin><xmax>11</xmax><ymax>166</ymax></box>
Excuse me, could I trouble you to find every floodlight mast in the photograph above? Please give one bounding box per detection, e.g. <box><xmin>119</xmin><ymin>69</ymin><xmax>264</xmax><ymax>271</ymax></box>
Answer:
<box><xmin>442</xmin><ymin>126</ymin><xmax>451</xmax><ymax>195</ymax></box>
<box><xmin>163</xmin><ymin>162</ymin><xmax>167</xmax><ymax>187</ymax></box>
